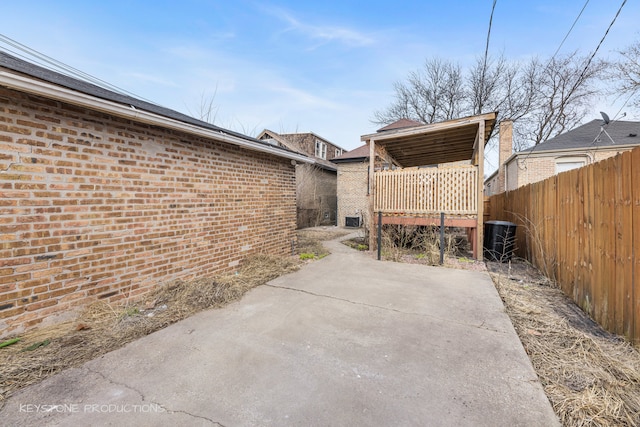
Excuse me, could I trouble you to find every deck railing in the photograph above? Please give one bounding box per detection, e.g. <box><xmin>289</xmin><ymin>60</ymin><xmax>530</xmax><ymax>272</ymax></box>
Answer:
<box><xmin>374</xmin><ymin>166</ymin><xmax>478</xmax><ymax>215</ymax></box>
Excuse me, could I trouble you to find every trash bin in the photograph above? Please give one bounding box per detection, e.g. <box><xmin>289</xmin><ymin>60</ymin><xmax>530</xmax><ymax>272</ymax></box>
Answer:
<box><xmin>483</xmin><ymin>220</ymin><xmax>517</xmax><ymax>262</ymax></box>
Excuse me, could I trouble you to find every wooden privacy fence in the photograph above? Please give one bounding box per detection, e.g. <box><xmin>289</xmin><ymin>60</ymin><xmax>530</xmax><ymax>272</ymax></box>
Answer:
<box><xmin>488</xmin><ymin>147</ymin><xmax>640</xmax><ymax>346</ymax></box>
<box><xmin>375</xmin><ymin>166</ymin><xmax>478</xmax><ymax>215</ymax></box>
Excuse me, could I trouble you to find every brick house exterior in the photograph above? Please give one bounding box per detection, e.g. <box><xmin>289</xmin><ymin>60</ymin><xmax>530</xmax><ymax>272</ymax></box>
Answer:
<box><xmin>257</xmin><ymin>130</ymin><xmax>346</xmax><ymax>227</ymax></box>
<box><xmin>332</xmin><ymin>144</ymin><xmax>370</xmax><ymax>228</ymax></box>
<box><xmin>0</xmin><ymin>52</ymin><xmax>309</xmax><ymax>337</ymax></box>
<box><xmin>485</xmin><ymin>119</ymin><xmax>640</xmax><ymax>194</ymax></box>
<box><xmin>332</xmin><ymin>120</ymin><xmax>425</xmax><ymax>228</ymax></box>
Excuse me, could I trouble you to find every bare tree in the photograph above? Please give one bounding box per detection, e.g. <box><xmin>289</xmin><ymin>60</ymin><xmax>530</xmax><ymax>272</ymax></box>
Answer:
<box><xmin>372</xmin><ymin>58</ymin><xmax>464</xmax><ymax>124</ymax></box>
<box><xmin>373</xmin><ymin>52</ymin><xmax>606</xmax><ymax>150</ymax></box>
<box><xmin>518</xmin><ymin>52</ymin><xmax>607</xmax><ymax>149</ymax></box>
<box><xmin>187</xmin><ymin>87</ymin><xmax>219</xmax><ymax>124</ymax></box>
<box><xmin>610</xmin><ymin>39</ymin><xmax>640</xmax><ymax>109</ymax></box>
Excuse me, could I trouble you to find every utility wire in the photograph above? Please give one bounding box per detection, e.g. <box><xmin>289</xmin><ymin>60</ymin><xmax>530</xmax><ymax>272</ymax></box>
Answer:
<box><xmin>576</xmin><ymin>0</ymin><xmax>626</xmax><ymax>89</ymax></box>
<box><xmin>518</xmin><ymin>0</ymin><xmax>627</xmax><ymax>168</ymax></box>
<box><xmin>551</xmin><ymin>0</ymin><xmax>590</xmax><ymax>60</ymax></box>
<box><xmin>0</xmin><ymin>33</ymin><xmax>157</xmax><ymax>105</ymax></box>
<box><xmin>519</xmin><ymin>0</ymin><xmax>590</xmax><ymax>170</ymax></box>
<box><xmin>478</xmin><ymin>0</ymin><xmax>497</xmax><ymax>115</ymax></box>
<box><xmin>612</xmin><ymin>87</ymin><xmax>637</xmax><ymax>121</ymax></box>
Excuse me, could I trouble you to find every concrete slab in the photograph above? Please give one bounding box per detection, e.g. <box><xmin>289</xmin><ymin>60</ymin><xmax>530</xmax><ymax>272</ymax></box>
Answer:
<box><xmin>0</xmin><ymin>232</ymin><xmax>559</xmax><ymax>426</ymax></box>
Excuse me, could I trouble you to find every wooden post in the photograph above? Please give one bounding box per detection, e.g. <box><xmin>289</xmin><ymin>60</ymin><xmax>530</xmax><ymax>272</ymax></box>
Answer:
<box><xmin>439</xmin><ymin>212</ymin><xmax>445</xmax><ymax>265</ymax></box>
<box><xmin>368</xmin><ymin>139</ymin><xmax>376</xmax><ymax>251</ymax></box>
<box><xmin>476</xmin><ymin>120</ymin><xmax>485</xmax><ymax>261</ymax></box>
<box><xmin>377</xmin><ymin>211</ymin><xmax>382</xmax><ymax>260</ymax></box>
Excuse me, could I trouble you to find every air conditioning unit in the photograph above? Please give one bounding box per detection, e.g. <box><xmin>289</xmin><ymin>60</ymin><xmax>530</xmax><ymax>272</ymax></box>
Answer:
<box><xmin>345</xmin><ymin>216</ymin><xmax>360</xmax><ymax>228</ymax></box>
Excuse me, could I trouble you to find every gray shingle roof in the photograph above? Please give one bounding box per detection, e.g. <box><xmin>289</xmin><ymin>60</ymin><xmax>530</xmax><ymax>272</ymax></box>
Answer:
<box><xmin>331</xmin><ymin>144</ymin><xmax>369</xmax><ymax>163</ymax></box>
<box><xmin>0</xmin><ymin>51</ymin><xmax>300</xmax><ymax>155</ymax></box>
<box><xmin>520</xmin><ymin>119</ymin><xmax>640</xmax><ymax>153</ymax></box>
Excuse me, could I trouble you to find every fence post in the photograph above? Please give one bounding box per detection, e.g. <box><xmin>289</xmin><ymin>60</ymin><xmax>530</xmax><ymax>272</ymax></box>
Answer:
<box><xmin>440</xmin><ymin>212</ymin><xmax>445</xmax><ymax>265</ymax></box>
<box><xmin>377</xmin><ymin>211</ymin><xmax>382</xmax><ymax>261</ymax></box>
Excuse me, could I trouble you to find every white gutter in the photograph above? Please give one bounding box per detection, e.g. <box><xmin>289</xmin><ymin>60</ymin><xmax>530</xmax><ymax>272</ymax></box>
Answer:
<box><xmin>0</xmin><ymin>71</ymin><xmax>312</xmax><ymax>164</ymax></box>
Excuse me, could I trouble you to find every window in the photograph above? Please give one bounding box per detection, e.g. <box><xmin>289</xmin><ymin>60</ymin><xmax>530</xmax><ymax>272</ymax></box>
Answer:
<box><xmin>315</xmin><ymin>139</ymin><xmax>327</xmax><ymax>159</ymax></box>
<box><xmin>556</xmin><ymin>157</ymin><xmax>586</xmax><ymax>173</ymax></box>
<box><xmin>335</xmin><ymin>148</ymin><xmax>342</xmax><ymax>157</ymax></box>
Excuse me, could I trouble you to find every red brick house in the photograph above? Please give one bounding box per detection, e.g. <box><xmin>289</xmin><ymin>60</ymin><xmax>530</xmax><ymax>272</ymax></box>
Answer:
<box><xmin>0</xmin><ymin>51</ymin><xmax>310</xmax><ymax>337</ymax></box>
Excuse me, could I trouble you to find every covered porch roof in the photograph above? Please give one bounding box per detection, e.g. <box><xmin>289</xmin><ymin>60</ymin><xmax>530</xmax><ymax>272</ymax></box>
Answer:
<box><xmin>363</xmin><ymin>112</ymin><xmax>498</xmax><ymax>260</ymax></box>
<box><xmin>361</xmin><ymin>112</ymin><xmax>497</xmax><ymax>167</ymax></box>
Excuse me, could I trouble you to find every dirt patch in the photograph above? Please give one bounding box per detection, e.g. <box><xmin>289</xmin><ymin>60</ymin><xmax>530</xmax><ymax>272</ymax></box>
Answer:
<box><xmin>297</xmin><ymin>226</ymin><xmax>351</xmax><ymax>259</ymax></box>
<box><xmin>487</xmin><ymin>260</ymin><xmax>640</xmax><ymax>426</ymax></box>
<box><xmin>342</xmin><ymin>236</ymin><xmax>368</xmax><ymax>251</ymax></box>
<box><xmin>0</xmin><ymin>227</ymin><xmax>349</xmax><ymax>410</ymax></box>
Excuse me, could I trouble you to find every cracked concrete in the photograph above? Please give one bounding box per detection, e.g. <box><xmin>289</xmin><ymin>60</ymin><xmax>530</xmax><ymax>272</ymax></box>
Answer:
<box><xmin>0</xmin><ymin>230</ymin><xmax>559</xmax><ymax>426</ymax></box>
<box><xmin>264</xmin><ymin>283</ymin><xmax>506</xmax><ymax>334</ymax></box>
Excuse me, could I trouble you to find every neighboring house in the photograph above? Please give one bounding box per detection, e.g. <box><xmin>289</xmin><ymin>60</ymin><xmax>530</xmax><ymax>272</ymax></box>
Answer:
<box><xmin>332</xmin><ymin>119</ymin><xmax>427</xmax><ymax>228</ymax></box>
<box><xmin>0</xmin><ymin>51</ymin><xmax>310</xmax><ymax>337</ymax></box>
<box><xmin>332</xmin><ymin>144</ymin><xmax>371</xmax><ymax>228</ymax></box>
<box><xmin>257</xmin><ymin>130</ymin><xmax>347</xmax><ymax>228</ymax></box>
<box><xmin>485</xmin><ymin>119</ymin><xmax>640</xmax><ymax>194</ymax></box>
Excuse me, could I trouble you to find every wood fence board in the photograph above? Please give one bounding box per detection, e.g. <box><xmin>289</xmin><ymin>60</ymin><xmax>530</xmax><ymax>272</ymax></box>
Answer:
<box><xmin>632</xmin><ymin>148</ymin><xmax>640</xmax><ymax>345</ymax></box>
<box><xmin>576</xmin><ymin>166</ymin><xmax>588</xmax><ymax>307</ymax></box>
<box><xmin>615</xmin><ymin>152</ymin><xmax>632</xmax><ymax>337</ymax></box>
<box><xmin>593</xmin><ymin>159</ymin><xmax>606</xmax><ymax>327</ymax></box>
<box><xmin>605</xmin><ymin>157</ymin><xmax>618</xmax><ymax>330</ymax></box>
<box><xmin>606</xmin><ymin>157</ymin><xmax>618</xmax><ymax>332</ymax></box>
<box><xmin>569</xmin><ymin>168</ymin><xmax>581</xmax><ymax>297</ymax></box>
<box><xmin>557</xmin><ymin>172</ymin><xmax>571</xmax><ymax>292</ymax></box>
<box><xmin>550</xmin><ymin>177</ymin><xmax>556</xmax><ymax>279</ymax></box>
<box><xmin>585</xmin><ymin>159</ymin><xmax>596</xmax><ymax>318</ymax></box>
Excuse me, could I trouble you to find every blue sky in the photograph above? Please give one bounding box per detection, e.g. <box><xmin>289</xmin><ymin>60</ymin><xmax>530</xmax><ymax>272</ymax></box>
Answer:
<box><xmin>2</xmin><ymin>1</ymin><xmax>639</xmax><ymax>171</ymax></box>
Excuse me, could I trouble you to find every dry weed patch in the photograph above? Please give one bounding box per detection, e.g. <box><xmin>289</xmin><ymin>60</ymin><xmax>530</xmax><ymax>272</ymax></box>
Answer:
<box><xmin>488</xmin><ymin>261</ymin><xmax>640</xmax><ymax>427</ymax></box>
<box><xmin>0</xmin><ymin>254</ymin><xmax>300</xmax><ymax>409</ymax></box>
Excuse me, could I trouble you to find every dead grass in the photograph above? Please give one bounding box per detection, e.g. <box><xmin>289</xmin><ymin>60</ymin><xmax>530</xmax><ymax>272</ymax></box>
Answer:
<box><xmin>0</xmin><ymin>227</ymin><xmax>354</xmax><ymax>409</ymax></box>
<box><xmin>0</xmin><ymin>253</ymin><xmax>300</xmax><ymax>410</ymax></box>
<box><xmin>297</xmin><ymin>226</ymin><xmax>351</xmax><ymax>258</ymax></box>
<box><xmin>488</xmin><ymin>260</ymin><xmax>640</xmax><ymax>427</ymax></box>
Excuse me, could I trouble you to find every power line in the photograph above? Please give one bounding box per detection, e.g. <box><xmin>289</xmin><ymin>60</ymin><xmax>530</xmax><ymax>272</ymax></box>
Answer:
<box><xmin>519</xmin><ymin>0</ymin><xmax>627</xmax><ymax>168</ymax></box>
<box><xmin>551</xmin><ymin>0</ymin><xmax>590</xmax><ymax>60</ymax></box>
<box><xmin>612</xmin><ymin>86</ymin><xmax>638</xmax><ymax>121</ymax></box>
<box><xmin>576</xmin><ymin>0</ymin><xmax>627</xmax><ymax>87</ymax></box>
<box><xmin>0</xmin><ymin>33</ymin><xmax>157</xmax><ymax>105</ymax></box>
<box><xmin>483</xmin><ymin>0</ymin><xmax>497</xmax><ymax>71</ymax></box>
<box><xmin>478</xmin><ymin>0</ymin><xmax>498</xmax><ymax>115</ymax></box>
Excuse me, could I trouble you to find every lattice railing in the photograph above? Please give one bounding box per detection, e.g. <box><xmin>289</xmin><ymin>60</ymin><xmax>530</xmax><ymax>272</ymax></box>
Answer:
<box><xmin>374</xmin><ymin>166</ymin><xmax>478</xmax><ymax>215</ymax></box>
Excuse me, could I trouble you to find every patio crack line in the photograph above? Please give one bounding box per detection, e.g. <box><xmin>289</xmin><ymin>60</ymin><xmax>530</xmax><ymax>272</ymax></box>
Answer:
<box><xmin>85</xmin><ymin>366</ymin><xmax>225</xmax><ymax>426</ymax></box>
<box><xmin>165</xmin><ymin>410</ymin><xmax>225</xmax><ymax>426</ymax></box>
<box><xmin>264</xmin><ymin>284</ymin><xmax>505</xmax><ymax>333</ymax></box>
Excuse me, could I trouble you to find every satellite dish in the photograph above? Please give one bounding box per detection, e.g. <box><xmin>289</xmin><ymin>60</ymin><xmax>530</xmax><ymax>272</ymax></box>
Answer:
<box><xmin>600</xmin><ymin>111</ymin><xmax>610</xmax><ymax>125</ymax></box>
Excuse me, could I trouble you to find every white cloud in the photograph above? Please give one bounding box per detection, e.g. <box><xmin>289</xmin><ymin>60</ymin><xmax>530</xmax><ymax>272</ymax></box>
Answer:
<box><xmin>266</xmin><ymin>84</ymin><xmax>341</xmax><ymax>110</ymax></box>
<box><xmin>261</xmin><ymin>5</ymin><xmax>374</xmax><ymax>48</ymax></box>
<box><xmin>123</xmin><ymin>72</ymin><xmax>181</xmax><ymax>87</ymax></box>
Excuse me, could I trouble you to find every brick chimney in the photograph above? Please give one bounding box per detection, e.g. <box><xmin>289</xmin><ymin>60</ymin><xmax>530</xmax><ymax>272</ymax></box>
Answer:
<box><xmin>497</xmin><ymin>120</ymin><xmax>513</xmax><ymax>193</ymax></box>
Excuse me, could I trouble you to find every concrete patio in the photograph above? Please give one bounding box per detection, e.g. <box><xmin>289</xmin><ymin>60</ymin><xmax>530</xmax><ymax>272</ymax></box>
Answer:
<box><xmin>0</xmin><ymin>232</ymin><xmax>558</xmax><ymax>426</ymax></box>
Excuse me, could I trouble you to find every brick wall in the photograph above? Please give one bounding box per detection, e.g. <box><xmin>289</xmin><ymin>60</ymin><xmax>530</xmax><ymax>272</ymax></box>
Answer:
<box><xmin>336</xmin><ymin>162</ymin><xmax>369</xmax><ymax>227</ymax></box>
<box><xmin>296</xmin><ymin>164</ymin><xmax>337</xmax><ymax>227</ymax></box>
<box><xmin>507</xmin><ymin>149</ymin><xmax>629</xmax><ymax>190</ymax></box>
<box><xmin>281</xmin><ymin>133</ymin><xmax>343</xmax><ymax>161</ymax></box>
<box><xmin>0</xmin><ymin>87</ymin><xmax>296</xmax><ymax>338</ymax></box>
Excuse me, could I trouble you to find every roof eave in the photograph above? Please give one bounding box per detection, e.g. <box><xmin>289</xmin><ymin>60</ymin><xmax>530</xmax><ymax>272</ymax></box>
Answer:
<box><xmin>515</xmin><ymin>143</ymin><xmax>640</xmax><ymax>158</ymax></box>
<box><xmin>360</xmin><ymin>112</ymin><xmax>497</xmax><ymax>142</ymax></box>
<box><xmin>331</xmin><ymin>157</ymin><xmax>369</xmax><ymax>164</ymax></box>
<box><xmin>0</xmin><ymin>70</ymin><xmax>312</xmax><ymax>164</ymax></box>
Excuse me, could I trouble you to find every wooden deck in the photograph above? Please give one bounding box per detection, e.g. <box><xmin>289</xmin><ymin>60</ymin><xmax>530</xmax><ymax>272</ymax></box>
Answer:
<box><xmin>363</xmin><ymin>113</ymin><xmax>496</xmax><ymax>260</ymax></box>
<box><xmin>374</xmin><ymin>166</ymin><xmax>478</xmax><ymax>215</ymax></box>
<box><xmin>373</xmin><ymin>166</ymin><xmax>480</xmax><ymax>257</ymax></box>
